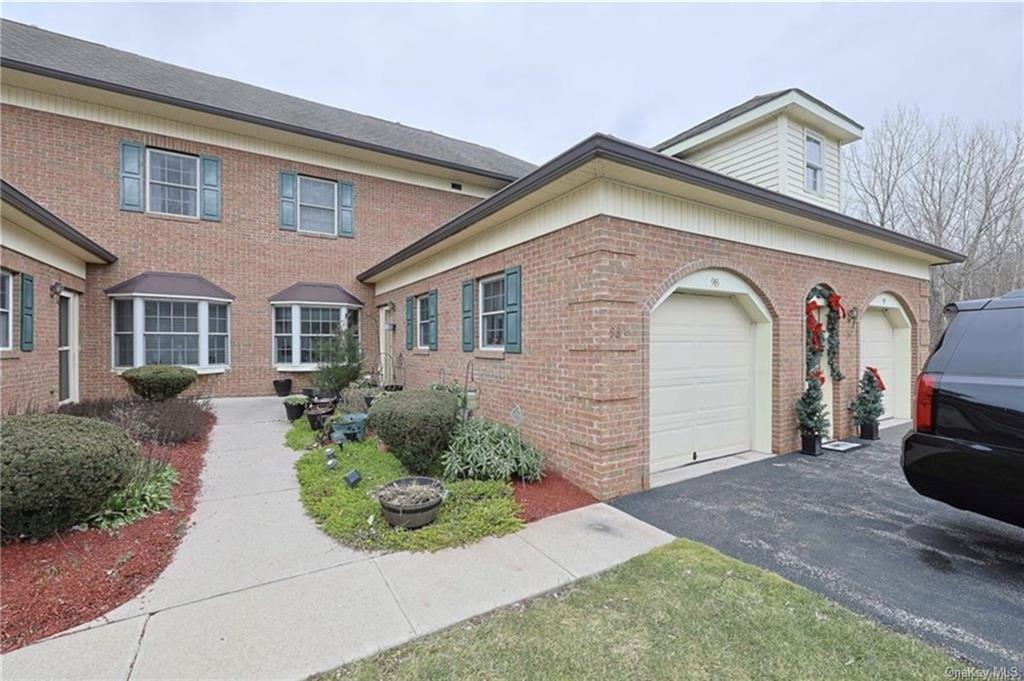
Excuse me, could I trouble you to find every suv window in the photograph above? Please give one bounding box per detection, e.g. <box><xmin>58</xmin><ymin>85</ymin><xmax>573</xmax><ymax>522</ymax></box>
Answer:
<box><xmin>934</xmin><ymin>309</ymin><xmax>1024</xmax><ymax>377</ymax></box>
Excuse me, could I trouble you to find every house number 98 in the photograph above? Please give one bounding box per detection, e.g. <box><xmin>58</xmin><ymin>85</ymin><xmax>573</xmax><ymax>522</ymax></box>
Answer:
<box><xmin>710</xmin><ymin>277</ymin><xmax>720</xmax><ymax>288</ymax></box>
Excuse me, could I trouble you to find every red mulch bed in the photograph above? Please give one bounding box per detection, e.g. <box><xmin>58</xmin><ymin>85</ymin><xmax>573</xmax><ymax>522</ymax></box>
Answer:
<box><xmin>514</xmin><ymin>471</ymin><xmax>596</xmax><ymax>523</ymax></box>
<box><xmin>0</xmin><ymin>414</ymin><xmax>214</xmax><ymax>653</ymax></box>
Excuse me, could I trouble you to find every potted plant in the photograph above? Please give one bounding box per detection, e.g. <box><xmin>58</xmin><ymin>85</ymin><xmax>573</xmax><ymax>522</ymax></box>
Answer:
<box><xmin>272</xmin><ymin>378</ymin><xmax>292</xmax><ymax>397</ymax></box>
<box><xmin>283</xmin><ymin>394</ymin><xmax>308</xmax><ymax>421</ymax></box>
<box><xmin>796</xmin><ymin>374</ymin><xmax>831</xmax><ymax>456</ymax></box>
<box><xmin>374</xmin><ymin>477</ymin><xmax>446</xmax><ymax>529</ymax></box>
<box><xmin>851</xmin><ymin>367</ymin><xmax>885</xmax><ymax>440</ymax></box>
<box><xmin>306</xmin><ymin>401</ymin><xmax>335</xmax><ymax>432</ymax></box>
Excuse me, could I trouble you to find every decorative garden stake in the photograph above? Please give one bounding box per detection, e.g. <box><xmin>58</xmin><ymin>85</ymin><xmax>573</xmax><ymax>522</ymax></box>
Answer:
<box><xmin>850</xmin><ymin>367</ymin><xmax>885</xmax><ymax>440</ymax></box>
<box><xmin>796</xmin><ymin>377</ymin><xmax>830</xmax><ymax>456</ymax></box>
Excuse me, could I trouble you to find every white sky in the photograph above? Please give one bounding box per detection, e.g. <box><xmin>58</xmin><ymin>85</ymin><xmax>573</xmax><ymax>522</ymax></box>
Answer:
<box><xmin>3</xmin><ymin>2</ymin><xmax>1021</xmax><ymax>165</ymax></box>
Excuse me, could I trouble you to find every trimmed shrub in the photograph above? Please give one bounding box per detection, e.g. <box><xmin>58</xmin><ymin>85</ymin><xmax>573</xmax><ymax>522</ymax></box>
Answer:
<box><xmin>443</xmin><ymin>417</ymin><xmax>544</xmax><ymax>482</ymax></box>
<box><xmin>60</xmin><ymin>397</ymin><xmax>211</xmax><ymax>444</ymax></box>
<box><xmin>1</xmin><ymin>414</ymin><xmax>138</xmax><ymax>538</ymax></box>
<box><xmin>121</xmin><ymin>365</ymin><xmax>198</xmax><ymax>401</ymax></box>
<box><xmin>313</xmin><ymin>329</ymin><xmax>362</xmax><ymax>398</ymax></box>
<box><xmin>368</xmin><ymin>390</ymin><xmax>459</xmax><ymax>474</ymax></box>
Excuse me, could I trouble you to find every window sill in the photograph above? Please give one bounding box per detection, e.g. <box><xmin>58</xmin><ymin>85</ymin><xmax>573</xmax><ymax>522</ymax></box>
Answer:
<box><xmin>413</xmin><ymin>348</ymin><xmax>431</xmax><ymax>356</ymax></box>
<box><xmin>474</xmin><ymin>349</ymin><xmax>505</xmax><ymax>360</ymax></box>
<box><xmin>294</xmin><ymin>230</ymin><xmax>339</xmax><ymax>241</ymax></box>
<box><xmin>112</xmin><ymin>366</ymin><xmax>228</xmax><ymax>376</ymax></box>
<box><xmin>144</xmin><ymin>212</ymin><xmax>202</xmax><ymax>224</ymax></box>
<box><xmin>275</xmin><ymin>364</ymin><xmax>320</xmax><ymax>373</ymax></box>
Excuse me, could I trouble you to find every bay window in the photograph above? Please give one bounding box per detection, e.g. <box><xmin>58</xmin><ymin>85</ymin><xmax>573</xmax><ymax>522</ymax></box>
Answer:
<box><xmin>111</xmin><ymin>297</ymin><xmax>230</xmax><ymax>371</ymax></box>
<box><xmin>273</xmin><ymin>304</ymin><xmax>360</xmax><ymax>369</ymax></box>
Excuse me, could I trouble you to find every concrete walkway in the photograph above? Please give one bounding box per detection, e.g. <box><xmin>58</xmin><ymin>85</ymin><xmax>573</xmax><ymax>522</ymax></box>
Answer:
<box><xmin>3</xmin><ymin>397</ymin><xmax>672</xmax><ymax>680</ymax></box>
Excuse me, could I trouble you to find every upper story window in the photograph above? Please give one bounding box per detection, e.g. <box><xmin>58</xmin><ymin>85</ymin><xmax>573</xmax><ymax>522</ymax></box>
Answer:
<box><xmin>416</xmin><ymin>295</ymin><xmax>431</xmax><ymax>350</ymax></box>
<box><xmin>298</xmin><ymin>176</ymin><xmax>337</xmax><ymax>235</ymax></box>
<box><xmin>804</xmin><ymin>132</ymin><xmax>824</xmax><ymax>194</ymax></box>
<box><xmin>0</xmin><ymin>270</ymin><xmax>12</xmax><ymax>350</ymax></box>
<box><xmin>479</xmin><ymin>275</ymin><xmax>506</xmax><ymax>350</ymax></box>
<box><xmin>147</xmin><ymin>149</ymin><xmax>200</xmax><ymax>217</ymax></box>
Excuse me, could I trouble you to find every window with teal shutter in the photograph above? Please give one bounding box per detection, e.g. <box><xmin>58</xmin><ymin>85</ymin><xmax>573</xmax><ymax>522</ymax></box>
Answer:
<box><xmin>504</xmin><ymin>266</ymin><xmax>521</xmax><ymax>354</ymax></box>
<box><xmin>339</xmin><ymin>182</ymin><xmax>354</xmax><ymax>237</ymax></box>
<box><xmin>461</xmin><ymin>280</ymin><xmax>474</xmax><ymax>351</ymax></box>
<box><xmin>19</xmin><ymin>274</ymin><xmax>34</xmax><ymax>352</ymax></box>
<box><xmin>279</xmin><ymin>172</ymin><xmax>297</xmax><ymax>230</ymax></box>
<box><xmin>200</xmin><ymin>156</ymin><xmax>221</xmax><ymax>221</ymax></box>
<box><xmin>405</xmin><ymin>296</ymin><xmax>414</xmax><ymax>350</ymax></box>
<box><xmin>428</xmin><ymin>289</ymin><xmax>438</xmax><ymax>350</ymax></box>
<box><xmin>119</xmin><ymin>141</ymin><xmax>144</xmax><ymax>212</ymax></box>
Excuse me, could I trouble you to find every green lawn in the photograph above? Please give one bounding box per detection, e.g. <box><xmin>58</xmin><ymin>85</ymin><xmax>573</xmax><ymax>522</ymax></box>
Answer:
<box><xmin>290</xmin><ymin>420</ymin><xmax>523</xmax><ymax>552</ymax></box>
<box><xmin>316</xmin><ymin>539</ymin><xmax>961</xmax><ymax>681</ymax></box>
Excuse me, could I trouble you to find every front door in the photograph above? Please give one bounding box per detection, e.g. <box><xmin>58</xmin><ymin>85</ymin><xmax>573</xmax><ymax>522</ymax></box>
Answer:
<box><xmin>378</xmin><ymin>305</ymin><xmax>395</xmax><ymax>385</ymax></box>
<box><xmin>58</xmin><ymin>292</ymin><xmax>79</xmax><ymax>403</ymax></box>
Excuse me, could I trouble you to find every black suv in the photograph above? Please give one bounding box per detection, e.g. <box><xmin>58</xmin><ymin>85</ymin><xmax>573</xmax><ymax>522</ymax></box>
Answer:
<box><xmin>902</xmin><ymin>288</ymin><xmax>1024</xmax><ymax>528</ymax></box>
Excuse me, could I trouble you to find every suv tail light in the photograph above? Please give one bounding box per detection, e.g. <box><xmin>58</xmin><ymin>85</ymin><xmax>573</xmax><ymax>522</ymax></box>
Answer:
<box><xmin>915</xmin><ymin>373</ymin><xmax>938</xmax><ymax>433</ymax></box>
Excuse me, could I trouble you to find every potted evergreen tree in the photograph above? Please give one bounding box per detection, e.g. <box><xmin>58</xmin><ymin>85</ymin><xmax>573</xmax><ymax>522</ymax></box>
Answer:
<box><xmin>850</xmin><ymin>367</ymin><xmax>885</xmax><ymax>440</ymax></box>
<box><xmin>796</xmin><ymin>374</ymin><xmax>831</xmax><ymax>456</ymax></box>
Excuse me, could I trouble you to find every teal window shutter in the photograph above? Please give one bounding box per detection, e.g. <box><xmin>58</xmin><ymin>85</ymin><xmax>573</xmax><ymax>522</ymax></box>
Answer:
<box><xmin>19</xmin><ymin>274</ymin><xmax>34</xmax><ymax>352</ymax></box>
<box><xmin>428</xmin><ymin>289</ymin><xmax>438</xmax><ymax>351</ymax></box>
<box><xmin>119</xmin><ymin>141</ymin><xmax>144</xmax><ymax>212</ymax></box>
<box><xmin>200</xmin><ymin>156</ymin><xmax>221</xmax><ymax>221</ymax></box>
<box><xmin>405</xmin><ymin>296</ymin><xmax>414</xmax><ymax>350</ymax></box>
<box><xmin>504</xmin><ymin>266</ymin><xmax>521</xmax><ymax>354</ymax></box>
<box><xmin>461</xmin><ymin>280</ymin><xmax>474</xmax><ymax>352</ymax></box>
<box><xmin>338</xmin><ymin>182</ymin><xmax>355</xmax><ymax>238</ymax></box>
<box><xmin>279</xmin><ymin>172</ymin><xmax>297</xmax><ymax>230</ymax></box>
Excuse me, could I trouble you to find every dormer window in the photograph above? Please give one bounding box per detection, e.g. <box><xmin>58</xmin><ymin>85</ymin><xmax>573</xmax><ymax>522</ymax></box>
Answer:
<box><xmin>804</xmin><ymin>132</ymin><xmax>824</xmax><ymax>194</ymax></box>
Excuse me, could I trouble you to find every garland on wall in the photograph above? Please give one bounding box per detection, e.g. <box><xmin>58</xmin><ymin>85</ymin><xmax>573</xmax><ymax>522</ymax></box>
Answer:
<box><xmin>805</xmin><ymin>284</ymin><xmax>846</xmax><ymax>381</ymax></box>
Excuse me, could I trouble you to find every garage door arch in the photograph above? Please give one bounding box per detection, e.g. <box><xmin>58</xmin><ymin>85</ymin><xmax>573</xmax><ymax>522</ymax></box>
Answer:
<box><xmin>648</xmin><ymin>269</ymin><xmax>773</xmax><ymax>474</ymax></box>
<box><xmin>860</xmin><ymin>292</ymin><xmax>912</xmax><ymax>420</ymax></box>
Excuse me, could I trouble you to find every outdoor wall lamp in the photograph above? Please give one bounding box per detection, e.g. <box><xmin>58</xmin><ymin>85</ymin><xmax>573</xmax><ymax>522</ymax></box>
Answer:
<box><xmin>49</xmin><ymin>282</ymin><xmax>64</xmax><ymax>297</ymax></box>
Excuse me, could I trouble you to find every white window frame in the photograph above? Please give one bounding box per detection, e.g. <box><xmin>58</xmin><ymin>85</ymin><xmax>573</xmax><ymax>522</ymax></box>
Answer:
<box><xmin>478</xmin><ymin>274</ymin><xmax>506</xmax><ymax>351</ymax></box>
<box><xmin>207</xmin><ymin>303</ymin><xmax>231</xmax><ymax>366</ymax></box>
<box><xmin>146</xmin><ymin>148</ymin><xmax>200</xmax><ymax>218</ymax></box>
<box><xmin>272</xmin><ymin>303</ymin><xmax>360</xmax><ymax>371</ymax></box>
<box><xmin>804</xmin><ymin>130</ymin><xmax>825</xmax><ymax>195</ymax></box>
<box><xmin>109</xmin><ymin>295</ymin><xmax>230</xmax><ymax>374</ymax></box>
<box><xmin>297</xmin><ymin>175</ymin><xmax>338</xmax><ymax>236</ymax></box>
<box><xmin>0</xmin><ymin>270</ymin><xmax>12</xmax><ymax>351</ymax></box>
<box><xmin>416</xmin><ymin>294</ymin><xmax>431</xmax><ymax>350</ymax></box>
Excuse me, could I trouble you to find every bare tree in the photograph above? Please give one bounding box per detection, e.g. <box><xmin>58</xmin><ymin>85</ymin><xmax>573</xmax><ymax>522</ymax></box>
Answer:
<box><xmin>846</xmin><ymin>109</ymin><xmax>1024</xmax><ymax>340</ymax></box>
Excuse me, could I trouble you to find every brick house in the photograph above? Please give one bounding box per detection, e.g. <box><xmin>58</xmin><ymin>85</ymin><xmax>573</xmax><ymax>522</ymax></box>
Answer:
<box><xmin>0</xmin><ymin>21</ymin><xmax>962</xmax><ymax>498</ymax></box>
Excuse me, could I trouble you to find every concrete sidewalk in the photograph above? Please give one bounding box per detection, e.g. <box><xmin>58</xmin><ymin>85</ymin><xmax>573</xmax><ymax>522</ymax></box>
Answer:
<box><xmin>2</xmin><ymin>397</ymin><xmax>672</xmax><ymax>680</ymax></box>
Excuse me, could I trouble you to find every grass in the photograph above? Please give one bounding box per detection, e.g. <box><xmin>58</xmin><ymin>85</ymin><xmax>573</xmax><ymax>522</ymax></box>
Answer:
<box><xmin>289</xmin><ymin>420</ymin><xmax>523</xmax><ymax>552</ymax></box>
<box><xmin>285</xmin><ymin>416</ymin><xmax>318</xmax><ymax>451</ymax></box>
<box><xmin>316</xmin><ymin>539</ymin><xmax>962</xmax><ymax>681</ymax></box>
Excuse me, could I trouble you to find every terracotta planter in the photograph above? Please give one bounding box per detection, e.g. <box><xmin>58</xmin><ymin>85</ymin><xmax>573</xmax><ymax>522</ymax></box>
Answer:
<box><xmin>273</xmin><ymin>378</ymin><xmax>292</xmax><ymax>397</ymax></box>
<box><xmin>377</xmin><ymin>477</ymin><xmax>446</xmax><ymax>529</ymax></box>
<box><xmin>800</xmin><ymin>432</ymin><xmax>823</xmax><ymax>456</ymax></box>
<box><xmin>859</xmin><ymin>421</ymin><xmax>880</xmax><ymax>440</ymax></box>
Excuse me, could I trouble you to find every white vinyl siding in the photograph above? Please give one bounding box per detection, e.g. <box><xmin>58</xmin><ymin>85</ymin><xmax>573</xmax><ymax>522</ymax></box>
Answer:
<box><xmin>0</xmin><ymin>271</ymin><xmax>11</xmax><ymax>350</ymax></box>
<box><xmin>684</xmin><ymin>119</ymin><xmax>780</xmax><ymax>191</ymax></box>
<box><xmin>785</xmin><ymin>119</ymin><xmax>841</xmax><ymax>210</ymax></box>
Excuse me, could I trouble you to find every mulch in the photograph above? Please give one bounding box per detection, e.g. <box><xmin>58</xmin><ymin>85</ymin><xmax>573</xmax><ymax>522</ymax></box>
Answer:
<box><xmin>0</xmin><ymin>414</ymin><xmax>214</xmax><ymax>653</ymax></box>
<box><xmin>514</xmin><ymin>471</ymin><xmax>596</xmax><ymax>523</ymax></box>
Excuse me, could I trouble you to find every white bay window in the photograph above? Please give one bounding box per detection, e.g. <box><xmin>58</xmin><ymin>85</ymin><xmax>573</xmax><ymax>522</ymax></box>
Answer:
<box><xmin>273</xmin><ymin>304</ymin><xmax>360</xmax><ymax>370</ymax></box>
<box><xmin>111</xmin><ymin>297</ymin><xmax>230</xmax><ymax>372</ymax></box>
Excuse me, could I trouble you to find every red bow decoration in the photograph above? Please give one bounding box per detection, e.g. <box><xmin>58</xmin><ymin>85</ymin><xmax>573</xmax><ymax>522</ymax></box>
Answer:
<box><xmin>810</xmin><ymin>368</ymin><xmax>826</xmax><ymax>385</ymax></box>
<box><xmin>805</xmin><ymin>301</ymin><xmax>824</xmax><ymax>351</ymax></box>
<box><xmin>867</xmin><ymin>366</ymin><xmax>886</xmax><ymax>391</ymax></box>
<box><xmin>828</xmin><ymin>292</ymin><xmax>847</xmax><ymax>319</ymax></box>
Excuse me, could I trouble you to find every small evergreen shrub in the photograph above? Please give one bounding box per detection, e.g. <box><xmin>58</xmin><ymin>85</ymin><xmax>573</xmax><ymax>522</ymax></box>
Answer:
<box><xmin>368</xmin><ymin>390</ymin><xmax>459</xmax><ymax>474</ymax></box>
<box><xmin>313</xmin><ymin>329</ymin><xmax>363</xmax><ymax>398</ymax></box>
<box><xmin>1</xmin><ymin>414</ymin><xmax>138</xmax><ymax>538</ymax></box>
<box><xmin>443</xmin><ymin>417</ymin><xmax>544</xmax><ymax>482</ymax></box>
<box><xmin>796</xmin><ymin>377</ymin><xmax>831</xmax><ymax>436</ymax></box>
<box><xmin>121</xmin><ymin>365</ymin><xmax>198</xmax><ymax>401</ymax></box>
<box><xmin>851</xmin><ymin>368</ymin><xmax>885</xmax><ymax>426</ymax></box>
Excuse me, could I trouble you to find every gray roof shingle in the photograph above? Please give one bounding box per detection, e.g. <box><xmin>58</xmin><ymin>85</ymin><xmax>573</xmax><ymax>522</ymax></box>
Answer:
<box><xmin>268</xmin><ymin>282</ymin><xmax>363</xmax><ymax>306</ymax></box>
<box><xmin>0</xmin><ymin>19</ymin><xmax>535</xmax><ymax>181</ymax></box>
<box><xmin>105</xmin><ymin>272</ymin><xmax>235</xmax><ymax>300</ymax></box>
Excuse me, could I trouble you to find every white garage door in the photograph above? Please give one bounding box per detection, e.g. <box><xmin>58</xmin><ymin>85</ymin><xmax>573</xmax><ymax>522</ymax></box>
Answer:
<box><xmin>650</xmin><ymin>293</ymin><xmax>753</xmax><ymax>473</ymax></box>
<box><xmin>860</xmin><ymin>309</ymin><xmax>896</xmax><ymax>419</ymax></box>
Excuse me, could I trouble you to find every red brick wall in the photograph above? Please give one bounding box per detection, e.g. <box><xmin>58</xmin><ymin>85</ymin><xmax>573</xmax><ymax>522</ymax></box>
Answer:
<box><xmin>375</xmin><ymin>215</ymin><xmax>930</xmax><ymax>499</ymax></box>
<box><xmin>0</xmin><ymin>247</ymin><xmax>86</xmax><ymax>413</ymax></box>
<box><xmin>1</xmin><ymin>105</ymin><xmax>482</xmax><ymax>398</ymax></box>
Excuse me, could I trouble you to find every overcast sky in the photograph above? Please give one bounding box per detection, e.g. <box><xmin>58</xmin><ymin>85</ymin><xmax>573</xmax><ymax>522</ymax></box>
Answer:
<box><xmin>3</xmin><ymin>2</ymin><xmax>1021</xmax><ymax>165</ymax></box>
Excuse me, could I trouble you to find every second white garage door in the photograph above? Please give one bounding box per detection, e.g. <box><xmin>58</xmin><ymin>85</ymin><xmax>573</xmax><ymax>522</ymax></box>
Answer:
<box><xmin>860</xmin><ymin>309</ymin><xmax>896</xmax><ymax>419</ymax></box>
<box><xmin>650</xmin><ymin>292</ymin><xmax>753</xmax><ymax>473</ymax></box>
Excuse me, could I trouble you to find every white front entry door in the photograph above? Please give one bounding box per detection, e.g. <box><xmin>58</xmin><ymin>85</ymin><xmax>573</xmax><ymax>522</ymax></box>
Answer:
<box><xmin>649</xmin><ymin>292</ymin><xmax>754</xmax><ymax>473</ymax></box>
<box><xmin>860</xmin><ymin>308</ymin><xmax>897</xmax><ymax>419</ymax></box>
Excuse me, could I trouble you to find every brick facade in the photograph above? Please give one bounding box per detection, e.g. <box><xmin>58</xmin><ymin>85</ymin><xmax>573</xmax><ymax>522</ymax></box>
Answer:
<box><xmin>0</xmin><ymin>247</ymin><xmax>86</xmax><ymax>412</ymax></box>
<box><xmin>0</xmin><ymin>104</ymin><xmax>480</xmax><ymax>399</ymax></box>
<box><xmin>376</xmin><ymin>215</ymin><xmax>930</xmax><ymax>499</ymax></box>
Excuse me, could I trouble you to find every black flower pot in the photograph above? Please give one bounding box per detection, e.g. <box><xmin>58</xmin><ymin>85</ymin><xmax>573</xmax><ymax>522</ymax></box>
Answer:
<box><xmin>859</xmin><ymin>421</ymin><xmax>880</xmax><ymax>440</ymax></box>
<box><xmin>377</xmin><ymin>477</ymin><xmax>446</xmax><ymax>529</ymax></box>
<box><xmin>284</xmin><ymin>402</ymin><xmax>306</xmax><ymax>421</ymax></box>
<box><xmin>273</xmin><ymin>378</ymin><xmax>293</xmax><ymax>397</ymax></box>
<box><xmin>800</xmin><ymin>432</ymin><xmax>823</xmax><ymax>456</ymax></box>
<box><xmin>306</xmin><ymin>405</ymin><xmax>334</xmax><ymax>432</ymax></box>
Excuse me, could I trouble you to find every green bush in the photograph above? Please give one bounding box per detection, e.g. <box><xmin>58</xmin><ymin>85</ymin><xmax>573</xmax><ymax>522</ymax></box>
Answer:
<box><xmin>283</xmin><ymin>395</ymin><xmax>309</xmax><ymax>406</ymax></box>
<box><xmin>369</xmin><ymin>390</ymin><xmax>459</xmax><ymax>474</ymax></box>
<box><xmin>443</xmin><ymin>417</ymin><xmax>544</xmax><ymax>482</ymax></box>
<box><xmin>313</xmin><ymin>329</ymin><xmax>363</xmax><ymax>398</ymax></box>
<box><xmin>60</xmin><ymin>397</ymin><xmax>211</xmax><ymax>444</ymax></box>
<box><xmin>89</xmin><ymin>457</ymin><xmax>178</xmax><ymax>530</ymax></box>
<box><xmin>1</xmin><ymin>414</ymin><xmax>138</xmax><ymax>538</ymax></box>
<box><xmin>338</xmin><ymin>384</ymin><xmax>381</xmax><ymax>413</ymax></box>
<box><xmin>121</xmin><ymin>365</ymin><xmax>198</xmax><ymax>401</ymax></box>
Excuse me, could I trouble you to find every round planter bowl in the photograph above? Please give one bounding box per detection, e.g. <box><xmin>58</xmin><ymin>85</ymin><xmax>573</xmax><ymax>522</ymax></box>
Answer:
<box><xmin>284</xmin><ymin>402</ymin><xmax>306</xmax><ymax>421</ymax></box>
<box><xmin>273</xmin><ymin>378</ymin><xmax>293</xmax><ymax>397</ymax></box>
<box><xmin>377</xmin><ymin>477</ymin><xmax>446</xmax><ymax>530</ymax></box>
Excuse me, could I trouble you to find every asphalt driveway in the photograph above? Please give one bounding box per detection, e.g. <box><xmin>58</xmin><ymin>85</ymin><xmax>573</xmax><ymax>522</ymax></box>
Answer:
<box><xmin>612</xmin><ymin>426</ymin><xmax>1024</xmax><ymax>671</ymax></box>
